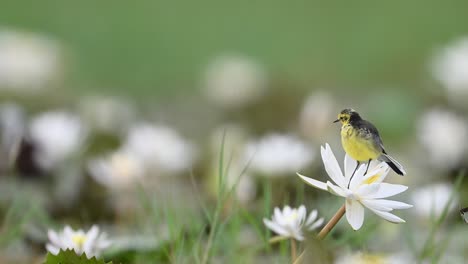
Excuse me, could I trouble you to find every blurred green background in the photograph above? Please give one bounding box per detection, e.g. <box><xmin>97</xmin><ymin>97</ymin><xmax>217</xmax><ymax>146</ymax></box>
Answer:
<box><xmin>2</xmin><ymin>0</ymin><xmax>467</xmax><ymax>96</ymax></box>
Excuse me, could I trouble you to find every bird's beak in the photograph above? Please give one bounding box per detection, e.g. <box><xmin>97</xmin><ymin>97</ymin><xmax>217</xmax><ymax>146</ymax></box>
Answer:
<box><xmin>333</xmin><ymin>119</ymin><xmax>339</xmax><ymax>123</ymax></box>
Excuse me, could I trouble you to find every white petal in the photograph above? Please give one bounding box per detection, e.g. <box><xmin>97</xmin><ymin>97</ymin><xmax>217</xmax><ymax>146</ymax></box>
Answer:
<box><xmin>297</xmin><ymin>173</ymin><xmax>327</xmax><ymax>191</ymax></box>
<box><xmin>349</xmin><ymin>163</ymin><xmax>367</xmax><ymax>190</ymax></box>
<box><xmin>46</xmin><ymin>244</ymin><xmax>61</xmax><ymax>255</ymax></box>
<box><xmin>368</xmin><ymin>207</ymin><xmax>406</xmax><ymax>223</ymax></box>
<box><xmin>360</xmin><ymin>199</ymin><xmax>393</xmax><ymax>212</ymax></box>
<box><xmin>365</xmin><ymin>199</ymin><xmax>413</xmax><ymax>210</ymax></box>
<box><xmin>274</xmin><ymin>207</ymin><xmax>286</xmax><ymax>226</ymax></box>
<box><xmin>309</xmin><ymin>217</ymin><xmax>324</xmax><ymax>230</ymax></box>
<box><xmin>263</xmin><ymin>219</ymin><xmax>288</xmax><ymax>237</ymax></box>
<box><xmin>345</xmin><ymin>199</ymin><xmax>365</xmax><ymax>230</ymax></box>
<box><xmin>321</xmin><ymin>144</ymin><xmax>346</xmax><ymax>188</ymax></box>
<box><xmin>365</xmin><ymin>183</ymin><xmax>408</xmax><ymax>199</ymax></box>
<box><xmin>356</xmin><ymin>183</ymin><xmax>380</xmax><ymax>197</ymax></box>
<box><xmin>361</xmin><ymin>163</ymin><xmax>389</xmax><ymax>184</ymax></box>
<box><xmin>305</xmin><ymin>209</ymin><xmax>318</xmax><ymax>226</ymax></box>
<box><xmin>344</xmin><ymin>154</ymin><xmax>357</xmax><ymax>182</ymax></box>
<box><xmin>326</xmin><ymin>181</ymin><xmax>347</xmax><ymax>197</ymax></box>
<box><xmin>47</xmin><ymin>230</ymin><xmax>62</xmax><ymax>246</ymax></box>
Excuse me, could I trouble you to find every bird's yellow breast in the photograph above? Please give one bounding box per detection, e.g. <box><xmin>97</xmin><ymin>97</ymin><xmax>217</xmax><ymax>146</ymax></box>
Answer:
<box><xmin>341</xmin><ymin>124</ymin><xmax>380</xmax><ymax>162</ymax></box>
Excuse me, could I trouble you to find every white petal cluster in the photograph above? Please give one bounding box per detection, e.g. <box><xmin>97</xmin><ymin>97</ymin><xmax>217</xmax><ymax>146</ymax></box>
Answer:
<box><xmin>263</xmin><ymin>205</ymin><xmax>324</xmax><ymax>241</ymax></box>
<box><xmin>46</xmin><ymin>225</ymin><xmax>111</xmax><ymax>257</ymax></box>
<box><xmin>411</xmin><ymin>182</ymin><xmax>457</xmax><ymax>219</ymax></box>
<box><xmin>245</xmin><ymin>134</ymin><xmax>314</xmax><ymax>176</ymax></box>
<box><xmin>88</xmin><ymin>150</ymin><xmax>144</xmax><ymax>190</ymax></box>
<box><xmin>417</xmin><ymin>109</ymin><xmax>468</xmax><ymax>170</ymax></box>
<box><xmin>30</xmin><ymin>111</ymin><xmax>87</xmax><ymax>170</ymax></box>
<box><xmin>298</xmin><ymin>144</ymin><xmax>412</xmax><ymax>230</ymax></box>
<box><xmin>432</xmin><ymin>37</ymin><xmax>468</xmax><ymax>97</ymax></box>
<box><xmin>0</xmin><ymin>29</ymin><xmax>61</xmax><ymax>91</ymax></box>
<box><xmin>122</xmin><ymin>123</ymin><xmax>196</xmax><ymax>174</ymax></box>
<box><xmin>202</xmin><ymin>55</ymin><xmax>267</xmax><ymax>108</ymax></box>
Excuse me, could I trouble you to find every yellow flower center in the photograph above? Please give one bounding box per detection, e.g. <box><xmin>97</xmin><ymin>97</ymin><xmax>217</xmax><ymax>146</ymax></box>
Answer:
<box><xmin>287</xmin><ymin>211</ymin><xmax>298</xmax><ymax>222</ymax></box>
<box><xmin>363</xmin><ymin>173</ymin><xmax>381</xmax><ymax>184</ymax></box>
<box><xmin>72</xmin><ymin>234</ymin><xmax>87</xmax><ymax>248</ymax></box>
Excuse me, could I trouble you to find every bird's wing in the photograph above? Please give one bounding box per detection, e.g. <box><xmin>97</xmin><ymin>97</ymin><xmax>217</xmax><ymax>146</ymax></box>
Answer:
<box><xmin>356</xmin><ymin>120</ymin><xmax>385</xmax><ymax>152</ymax></box>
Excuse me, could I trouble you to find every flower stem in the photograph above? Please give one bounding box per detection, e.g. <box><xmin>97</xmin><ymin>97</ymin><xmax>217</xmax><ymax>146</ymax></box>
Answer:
<box><xmin>290</xmin><ymin>238</ymin><xmax>297</xmax><ymax>262</ymax></box>
<box><xmin>317</xmin><ymin>204</ymin><xmax>346</xmax><ymax>240</ymax></box>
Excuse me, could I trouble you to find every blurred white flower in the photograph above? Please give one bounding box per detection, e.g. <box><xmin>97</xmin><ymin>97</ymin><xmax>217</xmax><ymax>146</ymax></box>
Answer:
<box><xmin>432</xmin><ymin>37</ymin><xmax>468</xmax><ymax>103</ymax></box>
<box><xmin>79</xmin><ymin>96</ymin><xmax>135</xmax><ymax>134</ymax></box>
<box><xmin>245</xmin><ymin>134</ymin><xmax>314</xmax><ymax>176</ymax></box>
<box><xmin>299</xmin><ymin>92</ymin><xmax>335</xmax><ymax>140</ymax></box>
<box><xmin>29</xmin><ymin>111</ymin><xmax>87</xmax><ymax>170</ymax></box>
<box><xmin>263</xmin><ymin>205</ymin><xmax>323</xmax><ymax>241</ymax></box>
<box><xmin>335</xmin><ymin>251</ymin><xmax>413</xmax><ymax>264</ymax></box>
<box><xmin>298</xmin><ymin>144</ymin><xmax>412</xmax><ymax>230</ymax></box>
<box><xmin>88</xmin><ymin>150</ymin><xmax>144</xmax><ymax>190</ymax></box>
<box><xmin>122</xmin><ymin>123</ymin><xmax>196</xmax><ymax>174</ymax></box>
<box><xmin>202</xmin><ymin>54</ymin><xmax>267</xmax><ymax>108</ymax></box>
<box><xmin>417</xmin><ymin>109</ymin><xmax>468</xmax><ymax>170</ymax></box>
<box><xmin>0</xmin><ymin>103</ymin><xmax>25</xmax><ymax>168</ymax></box>
<box><xmin>46</xmin><ymin>225</ymin><xmax>111</xmax><ymax>257</ymax></box>
<box><xmin>0</xmin><ymin>29</ymin><xmax>61</xmax><ymax>91</ymax></box>
<box><xmin>411</xmin><ymin>182</ymin><xmax>457</xmax><ymax>219</ymax></box>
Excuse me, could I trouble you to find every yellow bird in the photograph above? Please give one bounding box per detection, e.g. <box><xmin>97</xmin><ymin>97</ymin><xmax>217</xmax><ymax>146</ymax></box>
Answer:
<box><xmin>334</xmin><ymin>108</ymin><xmax>406</xmax><ymax>176</ymax></box>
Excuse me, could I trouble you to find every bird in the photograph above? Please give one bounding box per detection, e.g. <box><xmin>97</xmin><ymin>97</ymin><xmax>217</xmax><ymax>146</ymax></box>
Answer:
<box><xmin>334</xmin><ymin>108</ymin><xmax>406</xmax><ymax>178</ymax></box>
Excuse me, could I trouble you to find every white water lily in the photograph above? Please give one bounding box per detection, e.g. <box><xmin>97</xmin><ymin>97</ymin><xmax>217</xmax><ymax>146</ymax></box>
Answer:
<box><xmin>46</xmin><ymin>225</ymin><xmax>111</xmax><ymax>257</ymax></box>
<box><xmin>263</xmin><ymin>205</ymin><xmax>324</xmax><ymax>241</ymax></box>
<box><xmin>298</xmin><ymin>144</ymin><xmax>412</xmax><ymax>230</ymax></box>
<box><xmin>30</xmin><ymin>111</ymin><xmax>87</xmax><ymax>170</ymax></box>
<box><xmin>88</xmin><ymin>150</ymin><xmax>144</xmax><ymax>190</ymax></box>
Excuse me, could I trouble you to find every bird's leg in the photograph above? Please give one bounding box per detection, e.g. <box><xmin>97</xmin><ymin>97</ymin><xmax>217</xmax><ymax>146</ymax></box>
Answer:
<box><xmin>348</xmin><ymin>161</ymin><xmax>360</xmax><ymax>188</ymax></box>
<box><xmin>365</xmin><ymin>159</ymin><xmax>371</xmax><ymax>175</ymax></box>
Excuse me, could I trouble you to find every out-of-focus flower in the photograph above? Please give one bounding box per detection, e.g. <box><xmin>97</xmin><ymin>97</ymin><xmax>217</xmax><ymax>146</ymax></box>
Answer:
<box><xmin>245</xmin><ymin>134</ymin><xmax>314</xmax><ymax>176</ymax></box>
<box><xmin>202</xmin><ymin>54</ymin><xmax>267</xmax><ymax>108</ymax></box>
<box><xmin>29</xmin><ymin>111</ymin><xmax>87</xmax><ymax>170</ymax></box>
<box><xmin>0</xmin><ymin>29</ymin><xmax>61</xmax><ymax>91</ymax></box>
<box><xmin>432</xmin><ymin>37</ymin><xmax>468</xmax><ymax>105</ymax></box>
<box><xmin>299</xmin><ymin>92</ymin><xmax>336</xmax><ymax>141</ymax></box>
<box><xmin>0</xmin><ymin>103</ymin><xmax>25</xmax><ymax>168</ymax></box>
<box><xmin>263</xmin><ymin>205</ymin><xmax>323</xmax><ymax>241</ymax></box>
<box><xmin>122</xmin><ymin>123</ymin><xmax>196</xmax><ymax>174</ymax></box>
<box><xmin>46</xmin><ymin>225</ymin><xmax>111</xmax><ymax>257</ymax></box>
<box><xmin>298</xmin><ymin>144</ymin><xmax>412</xmax><ymax>230</ymax></box>
<box><xmin>335</xmin><ymin>251</ymin><xmax>413</xmax><ymax>264</ymax></box>
<box><xmin>417</xmin><ymin>109</ymin><xmax>468</xmax><ymax>170</ymax></box>
<box><xmin>411</xmin><ymin>182</ymin><xmax>457</xmax><ymax>219</ymax></box>
<box><xmin>78</xmin><ymin>96</ymin><xmax>135</xmax><ymax>134</ymax></box>
<box><xmin>88</xmin><ymin>150</ymin><xmax>144</xmax><ymax>190</ymax></box>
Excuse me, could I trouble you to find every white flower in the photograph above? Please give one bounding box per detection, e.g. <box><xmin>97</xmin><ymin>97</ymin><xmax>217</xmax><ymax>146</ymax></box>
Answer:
<box><xmin>298</xmin><ymin>144</ymin><xmax>412</xmax><ymax>230</ymax></box>
<box><xmin>299</xmin><ymin>92</ymin><xmax>335</xmax><ymax>140</ymax></box>
<box><xmin>263</xmin><ymin>205</ymin><xmax>324</xmax><ymax>241</ymax></box>
<box><xmin>122</xmin><ymin>123</ymin><xmax>196</xmax><ymax>174</ymax></box>
<box><xmin>432</xmin><ymin>37</ymin><xmax>468</xmax><ymax>97</ymax></box>
<box><xmin>245</xmin><ymin>134</ymin><xmax>314</xmax><ymax>176</ymax></box>
<box><xmin>88</xmin><ymin>150</ymin><xmax>144</xmax><ymax>190</ymax></box>
<box><xmin>417</xmin><ymin>109</ymin><xmax>468</xmax><ymax>170</ymax></box>
<box><xmin>78</xmin><ymin>96</ymin><xmax>135</xmax><ymax>134</ymax></box>
<box><xmin>202</xmin><ymin>54</ymin><xmax>267</xmax><ymax>108</ymax></box>
<box><xmin>0</xmin><ymin>29</ymin><xmax>61</xmax><ymax>91</ymax></box>
<box><xmin>30</xmin><ymin>111</ymin><xmax>87</xmax><ymax>170</ymax></box>
<box><xmin>411</xmin><ymin>182</ymin><xmax>457</xmax><ymax>219</ymax></box>
<box><xmin>46</xmin><ymin>225</ymin><xmax>111</xmax><ymax>257</ymax></box>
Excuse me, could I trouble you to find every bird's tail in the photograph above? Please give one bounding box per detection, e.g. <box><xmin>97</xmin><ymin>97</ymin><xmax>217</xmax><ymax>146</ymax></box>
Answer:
<box><xmin>379</xmin><ymin>154</ymin><xmax>406</xmax><ymax>176</ymax></box>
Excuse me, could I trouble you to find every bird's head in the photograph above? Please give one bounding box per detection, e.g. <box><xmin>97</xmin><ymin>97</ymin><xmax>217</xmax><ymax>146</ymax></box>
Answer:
<box><xmin>333</xmin><ymin>108</ymin><xmax>361</xmax><ymax>125</ymax></box>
